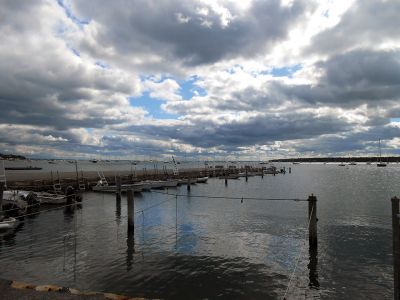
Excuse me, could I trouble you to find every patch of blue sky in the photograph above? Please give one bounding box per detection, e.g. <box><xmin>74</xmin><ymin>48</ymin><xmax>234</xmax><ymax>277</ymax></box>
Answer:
<box><xmin>270</xmin><ymin>64</ymin><xmax>302</xmax><ymax>77</ymax></box>
<box><xmin>390</xmin><ymin>118</ymin><xmax>400</xmax><ymax>123</ymax></box>
<box><xmin>95</xmin><ymin>61</ymin><xmax>109</xmax><ymax>69</ymax></box>
<box><xmin>129</xmin><ymin>93</ymin><xmax>180</xmax><ymax>120</ymax></box>
<box><xmin>177</xmin><ymin>76</ymin><xmax>207</xmax><ymax>100</ymax></box>
<box><xmin>57</xmin><ymin>0</ymin><xmax>90</xmax><ymax>28</ymax></box>
<box><xmin>70</xmin><ymin>47</ymin><xmax>80</xmax><ymax>57</ymax></box>
<box><xmin>139</xmin><ymin>74</ymin><xmax>207</xmax><ymax>100</ymax></box>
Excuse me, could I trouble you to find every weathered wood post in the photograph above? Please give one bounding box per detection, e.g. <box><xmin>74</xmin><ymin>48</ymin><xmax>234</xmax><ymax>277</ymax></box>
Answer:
<box><xmin>392</xmin><ymin>197</ymin><xmax>400</xmax><ymax>300</ymax></box>
<box><xmin>127</xmin><ymin>189</ymin><xmax>134</xmax><ymax>231</ymax></box>
<box><xmin>245</xmin><ymin>168</ymin><xmax>248</xmax><ymax>182</ymax></box>
<box><xmin>187</xmin><ymin>177</ymin><xmax>191</xmax><ymax>191</ymax></box>
<box><xmin>289</xmin><ymin>167</ymin><xmax>291</xmax><ymax>174</ymax></box>
<box><xmin>0</xmin><ymin>181</ymin><xmax>4</xmax><ymax>217</ymax></box>
<box><xmin>308</xmin><ymin>194</ymin><xmax>318</xmax><ymax>248</ymax></box>
<box><xmin>116</xmin><ymin>175</ymin><xmax>121</xmax><ymax>201</ymax></box>
<box><xmin>225</xmin><ymin>173</ymin><xmax>228</xmax><ymax>186</ymax></box>
<box><xmin>75</xmin><ymin>160</ymin><xmax>79</xmax><ymax>189</ymax></box>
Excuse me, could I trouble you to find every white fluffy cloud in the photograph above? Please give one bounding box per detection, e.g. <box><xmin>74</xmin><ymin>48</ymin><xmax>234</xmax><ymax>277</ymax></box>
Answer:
<box><xmin>0</xmin><ymin>0</ymin><xmax>399</xmax><ymax>159</ymax></box>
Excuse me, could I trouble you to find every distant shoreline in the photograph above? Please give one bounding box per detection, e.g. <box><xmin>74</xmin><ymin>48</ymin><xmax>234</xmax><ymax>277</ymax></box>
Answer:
<box><xmin>270</xmin><ymin>156</ymin><xmax>400</xmax><ymax>163</ymax></box>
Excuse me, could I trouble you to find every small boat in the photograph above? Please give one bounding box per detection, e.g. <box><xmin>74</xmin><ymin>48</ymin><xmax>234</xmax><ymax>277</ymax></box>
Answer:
<box><xmin>196</xmin><ymin>177</ymin><xmax>208</xmax><ymax>183</ymax></box>
<box><xmin>5</xmin><ymin>166</ymin><xmax>42</xmax><ymax>170</ymax></box>
<box><xmin>366</xmin><ymin>162</ymin><xmax>372</xmax><ymax>165</ymax></box>
<box><xmin>36</xmin><ymin>192</ymin><xmax>67</xmax><ymax>204</ymax></box>
<box><xmin>176</xmin><ymin>178</ymin><xmax>189</xmax><ymax>185</ymax></box>
<box><xmin>91</xmin><ymin>159</ymin><xmax>98</xmax><ymax>163</ymax></box>
<box><xmin>0</xmin><ymin>217</ymin><xmax>18</xmax><ymax>231</ymax></box>
<box><xmin>48</xmin><ymin>160</ymin><xmax>57</xmax><ymax>164</ymax></box>
<box><xmin>338</xmin><ymin>163</ymin><xmax>346</xmax><ymax>166</ymax></box>
<box><xmin>377</xmin><ymin>139</ymin><xmax>387</xmax><ymax>167</ymax></box>
<box><xmin>349</xmin><ymin>162</ymin><xmax>357</xmax><ymax>165</ymax></box>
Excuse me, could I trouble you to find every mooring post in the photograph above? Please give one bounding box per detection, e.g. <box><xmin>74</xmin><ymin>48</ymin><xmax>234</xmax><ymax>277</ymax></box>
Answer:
<box><xmin>225</xmin><ymin>173</ymin><xmax>228</xmax><ymax>186</ymax></box>
<box><xmin>75</xmin><ymin>160</ymin><xmax>79</xmax><ymax>189</ymax></box>
<box><xmin>289</xmin><ymin>167</ymin><xmax>291</xmax><ymax>174</ymax></box>
<box><xmin>116</xmin><ymin>175</ymin><xmax>121</xmax><ymax>201</ymax></box>
<box><xmin>392</xmin><ymin>197</ymin><xmax>400</xmax><ymax>300</ymax></box>
<box><xmin>187</xmin><ymin>177</ymin><xmax>191</xmax><ymax>191</ymax></box>
<box><xmin>308</xmin><ymin>194</ymin><xmax>318</xmax><ymax>248</ymax></box>
<box><xmin>0</xmin><ymin>181</ymin><xmax>4</xmax><ymax>216</ymax></box>
<box><xmin>127</xmin><ymin>189</ymin><xmax>134</xmax><ymax>230</ymax></box>
<box><xmin>245</xmin><ymin>168</ymin><xmax>248</xmax><ymax>182</ymax></box>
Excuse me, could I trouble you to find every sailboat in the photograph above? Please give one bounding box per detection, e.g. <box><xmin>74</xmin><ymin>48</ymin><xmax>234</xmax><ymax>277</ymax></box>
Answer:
<box><xmin>377</xmin><ymin>139</ymin><xmax>387</xmax><ymax>167</ymax></box>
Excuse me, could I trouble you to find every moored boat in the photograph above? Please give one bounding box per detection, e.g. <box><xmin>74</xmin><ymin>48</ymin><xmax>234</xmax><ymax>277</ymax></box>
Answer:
<box><xmin>36</xmin><ymin>192</ymin><xmax>67</xmax><ymax>204</ymax></box>
<box><xmin>196</xmin><ymin>177</ymin><xmax>208</xmax><ymax>183</ymax></box>
<box><xmin>0</xmin><ymin>217</ymin><xmax>18</xmax><ymax>231</ymax></box>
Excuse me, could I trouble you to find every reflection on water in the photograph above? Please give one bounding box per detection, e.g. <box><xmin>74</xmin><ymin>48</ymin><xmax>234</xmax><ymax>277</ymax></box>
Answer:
<box><xmin>0</xmin><ymin>164</ymin><xmax>399</xmax><ymax>299</ymax></box>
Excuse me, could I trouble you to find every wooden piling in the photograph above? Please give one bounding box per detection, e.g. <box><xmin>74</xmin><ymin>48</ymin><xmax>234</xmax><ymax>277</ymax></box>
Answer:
<box><xmin>308</xmin><ymin>194</ymin><xmax>318</xmax><ymax>248</ymax></box>
<box><xmin>127</xmin><ymin>189</ymin><xmax>134</xmax><ymax>230</ymax></box>
<box><xmin>392</xmin><ymin>197</ymin><xmax>400</xmax><ymax>300</ymax></box>
<box><xmin>187</xmin><ymin>178</ymin><xmax>191</xmax><ymax>191</ymax></box>
<box><xmin>116</xmin><ymin>176</ymin><xmax>121</xmax><ymax>201</ymax></box>
<box><xmin>75</xmin><ymin>160</ymin><xmax>79</xmax><ymax>188</ymax></box>
<box><xmin>0</xmin><ymin>182</ymin><xmax>4</xmax><ymax>215</ymax></box>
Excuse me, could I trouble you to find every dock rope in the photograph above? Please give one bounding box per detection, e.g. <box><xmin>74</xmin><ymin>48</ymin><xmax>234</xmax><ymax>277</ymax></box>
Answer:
<box><xmin>282</xmin><ymin>205</ymin><xmax>314</xmax><ymax>300</ymax></box>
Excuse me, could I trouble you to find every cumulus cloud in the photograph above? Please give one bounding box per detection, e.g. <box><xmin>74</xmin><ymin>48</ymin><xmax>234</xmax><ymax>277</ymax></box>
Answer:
<box><xmin>0</xmin><ymin>0</ymin><xmax>399</xmax><ymax>159</ymax></box>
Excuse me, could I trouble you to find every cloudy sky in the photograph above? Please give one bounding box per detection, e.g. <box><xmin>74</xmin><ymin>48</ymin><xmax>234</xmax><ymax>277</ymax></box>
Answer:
<box><xmin>0</xmin><ymin>0</ymin><xmax>399</xmax><ymax>160</ymax></box>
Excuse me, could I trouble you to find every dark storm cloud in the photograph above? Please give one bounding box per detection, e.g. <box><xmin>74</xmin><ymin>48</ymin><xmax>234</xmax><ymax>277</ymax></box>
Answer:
<box><xmin>74</xmin><ymin>0</ymin><xmax>312</xmax><ymax>66</ymax></box>
<box><xmin>308</xmin><ymin>0</ymin><xmax>400</xmax><ymax>56</ymax></box>
<box><xmin>124</xmin><ymin>111</ymin><xmax>353</xmax><ymax>149</ymax></box>
<box><xmin>279</xmin><ymin>49</ymin><xmax>400</xmax><ymax>106</ymax></box>
<box><xmin>295</xmin><ymin>125</ymin><xmax>400</xmax><ymax>155</ymax></box>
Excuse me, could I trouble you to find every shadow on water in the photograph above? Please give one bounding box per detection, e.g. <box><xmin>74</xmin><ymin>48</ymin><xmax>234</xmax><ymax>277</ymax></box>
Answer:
<box><xmin>126</xmin><ymin>228</ymin><xmax>135</xmax><ymax>271</ymax></box>
<box><xmin>98</xmin><ymin>252</ymin><xmax>287</xmax><ymax>300</ymax></box>
<box><xmin>308</xmin><ymin>245</ymin><xmax>319</xmax><ymax>289</ymax></box>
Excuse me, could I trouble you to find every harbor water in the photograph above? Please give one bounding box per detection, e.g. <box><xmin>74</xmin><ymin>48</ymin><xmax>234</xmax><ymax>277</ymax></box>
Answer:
<box><xmin>0</xmin><ymin>163</ymin><xmax>399</xmax><ymax>299</ymax></box>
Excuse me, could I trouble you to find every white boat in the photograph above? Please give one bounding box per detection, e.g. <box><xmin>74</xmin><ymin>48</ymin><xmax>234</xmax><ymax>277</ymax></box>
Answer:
<box><xmin>196</xmin><ymin>177</ymin><xmax>208</xmax><ymax>183</ymax></box>
<box><xmin>141</xmin><ymin>179</ymin><xmax>178</xmax><ymax>189</ymax></box>
<box><xmin>176</xmin><ymin>178</ymin><xmax>189</xmax><ymax>185</ymax></box>
<box><xmin>36</xmin><ymin>192</ymin><xmax>67</xmax><ymax>204</ymax></box>
<box><xmin>0</xmin><ymin>217</ymin><xmax>18</xmax><ymax>231</ymax></box>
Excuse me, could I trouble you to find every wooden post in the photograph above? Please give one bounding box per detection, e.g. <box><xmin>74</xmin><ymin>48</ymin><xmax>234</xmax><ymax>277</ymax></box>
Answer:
<box><xmin>225</xmin><ymin>174</ymin><xmax>228</xmax><ymax>186</ymax></box>
<box><xmin>75</xmin><ymin>160</ymin><xmax>79</xmax><ymax>189</ymax></box>
<box><xmin>0</xmin><ymin>182</ymin><xmax>4</xmax><ymax>216</ymax></box>
<box><xmin>116</xmin><ymin>175</ymin><xmax>121</xmax><ymax>201</ymax></box>
<box><xmin>127</xmin><ymin>189</ymin><xmax>134</xmax><ymax>230</ymax></box>
<box><xmin>245</xmin><ymin>168</ymin><xmax>248</xmax><ymax>182</ymax></box>
<box><xmin>187</xmin><ymin>177</ymin><xmax>191</xmax><ymax>191</ymax></box>
<box><xmin>392</xmin><ymin>197</ymin><xmax>400</xmax><ymax>300</ymax></box>
<box><xmin>289</xmin><ymin>167</ymin><xmax>291</xmax><ymax>174</ymax></box>
<box><xmin>308</xmin><ymin>194</ymin><xmax>318</xmax><ymax>248</ymax></box>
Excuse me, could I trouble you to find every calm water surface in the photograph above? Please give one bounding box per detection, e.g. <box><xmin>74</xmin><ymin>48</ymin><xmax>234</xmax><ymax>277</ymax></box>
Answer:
<box><xmin>1</xmin><ymin>163</ymin><xmax>399</xmax><ymax>299</ymax></box>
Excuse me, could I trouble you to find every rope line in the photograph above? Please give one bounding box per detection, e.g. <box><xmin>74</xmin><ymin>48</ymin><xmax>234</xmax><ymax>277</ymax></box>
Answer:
<box><xmin>151</xmin><ymin>190</ymin><xmax>307</xmax><ymax>202</ymax></box>
<box><xmin>282</xmin><ymin>204</ymin><xmax>314</xmax><ymax>300</ymax></box>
